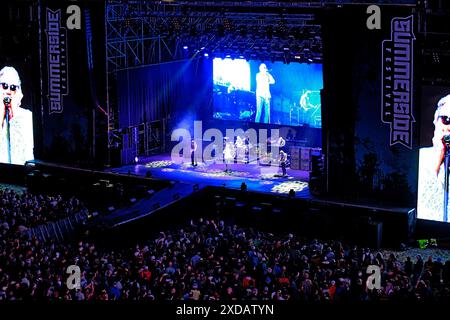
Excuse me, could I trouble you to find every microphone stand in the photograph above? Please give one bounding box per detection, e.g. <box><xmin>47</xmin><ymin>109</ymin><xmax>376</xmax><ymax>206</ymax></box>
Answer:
<box><xmin>5</xmin><ymin>106</ymin><xmax>11</xmax><ymax>163</ymax></box>
<box><xmin>444</xmin><ymin>141</ymin><xmax>450</xmax><ymax>223</ymax></box>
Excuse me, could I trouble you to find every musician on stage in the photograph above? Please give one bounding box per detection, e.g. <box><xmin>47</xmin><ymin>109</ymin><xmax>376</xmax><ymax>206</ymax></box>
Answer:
<box><xmin>223</xmin><ymin>139</ymin><xmax>235</xmax><ymax>173</ymax></box>
<box><xmin>190</xmin><ymin>139</ymin><xmax>198</xmax><ymax>166</ymax></box>
<box><xmin>244</xmin><ymin>133</ymin><xmax>251</xmax><ymax>164</ymax></box>
<box><xmin>235</xmin><ymin>134</ymin><xmax>249</xmax><ymax>164</ymax></box>
<box><xmin>279</xmin><ymin>150</ymin><xmax>288</xmax><ymax>176</ymax></box>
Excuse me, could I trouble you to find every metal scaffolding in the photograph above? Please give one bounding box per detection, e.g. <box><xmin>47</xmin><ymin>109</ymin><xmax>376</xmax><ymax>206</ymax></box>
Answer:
<box><xmin>106</xmin><ymin>1</ymin><xmax>323</xmax><ymax>73</ymax></box>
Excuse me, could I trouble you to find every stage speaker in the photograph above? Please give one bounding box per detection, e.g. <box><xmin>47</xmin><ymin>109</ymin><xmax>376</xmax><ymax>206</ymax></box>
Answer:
<box><xmin>290</xmin><ymin>158</ymin><xmax>300</xmax><ymax>170</ymax></box>
<box><xmin>300</xmin><ymin>160</ymin><xmax>311</xmax><ymax>171</ymax></box>
<box><xmin>301</xmin><ymin>147</ymin><xmax>312</xmax><ymax>161</ymax></box>
<box><xmin>309</xmin><ymin>176</ymin><xmax>323</xmax><ymax>196</ymax></box>
<box><xmin>311</xmin><ymin>154</ymin><xmax>324</xmax><ymax>174</ymax></box>
<box><xmin>358</xmin><ymin>219</ymin><xmax>383</xmax><ymax>249</ymax></box>
<box><xmin>290</xmin><ymin>146</ymin><xmax>301</xmax><ymax>159</ymax></box>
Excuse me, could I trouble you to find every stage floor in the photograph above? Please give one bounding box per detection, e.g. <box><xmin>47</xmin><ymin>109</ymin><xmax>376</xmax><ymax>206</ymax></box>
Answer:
<box><xmin>107</xmin><ymin>154</ymin><xmax>311</xmax><ymax>198</ymax></box>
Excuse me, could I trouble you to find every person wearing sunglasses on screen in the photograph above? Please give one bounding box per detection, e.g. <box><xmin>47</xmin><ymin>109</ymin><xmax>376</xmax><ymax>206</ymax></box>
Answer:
<box><xmin>418</xmin><ymin>94</ymin><xmax>450</xmax><ymax>222</ymax></box>
<box><xmin>0</xmin><ymin>66</ymin><xmax>34</xmax><ymax>165</ymax></box>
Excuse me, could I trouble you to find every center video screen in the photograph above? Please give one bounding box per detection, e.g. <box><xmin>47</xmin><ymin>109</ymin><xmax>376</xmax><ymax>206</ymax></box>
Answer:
<box><xmin>212</xmin><ymin>58</ymin><xmax>323</xmax><ymax>128</ymax></box>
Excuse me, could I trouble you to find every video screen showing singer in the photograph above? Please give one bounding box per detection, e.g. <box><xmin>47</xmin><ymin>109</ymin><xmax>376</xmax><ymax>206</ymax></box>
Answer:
<box><xmin>418</xmin><ymin>94</ymin><xmax>450</xmax><ymax>222</ymax></box>
<box><xmin>255</xmin><ymin>63</ymin><xmax>275</xmax><ymax>124</ymax></box>
<box><xmin>0</xmin><ymin>66</ymin><xmax>34</xmax><ymax>165</ymax></box>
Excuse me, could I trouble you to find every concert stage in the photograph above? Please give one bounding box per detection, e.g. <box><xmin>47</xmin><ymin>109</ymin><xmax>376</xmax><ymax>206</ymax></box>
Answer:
<box><xmin>107</xmin><ymin>154</ymin><xmax>312</xmax><ymax>198</ymax></box>
<box><xmin>107</xmin><ymin>154</ymin><xmax>416</xmax><ymax>247</ymax></box>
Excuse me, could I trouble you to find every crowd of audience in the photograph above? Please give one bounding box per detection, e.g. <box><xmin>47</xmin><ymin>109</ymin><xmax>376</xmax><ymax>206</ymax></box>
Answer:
<box><xmin>0</xmin><ymin>188</ymin><xmax>88</xmax><ymax>239</ymax></box>
<box><xmin>1</xmin><ymin>198</ymin><xmax>450</xmax><ymax>301</ymax></box>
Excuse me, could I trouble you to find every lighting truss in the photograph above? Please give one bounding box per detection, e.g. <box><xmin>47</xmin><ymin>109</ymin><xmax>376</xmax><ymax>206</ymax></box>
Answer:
<box><xmin>106</xmin><ymin>0</ymin><xmax>323</xmax><ymax>74</ymax></box>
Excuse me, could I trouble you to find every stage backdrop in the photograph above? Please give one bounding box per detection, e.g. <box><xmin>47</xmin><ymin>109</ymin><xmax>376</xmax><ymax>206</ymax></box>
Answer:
<box><xmin>38</xmin><ymin>0</ymin><xmax>106</xmax><ymax>166</ymax></box>
<box><xmin>322</xmin><ymin>5</ymin><xmax>418</xmax><ymax>207</ymax></box>
<box><xmin>117</xmin><ymin>58</ymin><xmax>212</xmax><ymax>128</ymax></box>
<box><xmin>116</xmin><ymin>58</ymin><xmax>212</xmax><ymax>163</ymax></box>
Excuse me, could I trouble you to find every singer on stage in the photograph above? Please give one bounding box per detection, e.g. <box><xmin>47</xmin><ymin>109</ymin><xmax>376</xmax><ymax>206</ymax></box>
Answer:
<box><xmin>418</xmin><ymin>94</ymin><xmax>450</xmax><ymax>222</ymax></box>
<box><xmin>255</xmin><ymin>63</ymin><xmax>275</xmax><ymax>124</ymax></box>
<box><xmin>0</xmin><ymin>66</ymin><xmax>34</xmax><ymax>165</ymax></box>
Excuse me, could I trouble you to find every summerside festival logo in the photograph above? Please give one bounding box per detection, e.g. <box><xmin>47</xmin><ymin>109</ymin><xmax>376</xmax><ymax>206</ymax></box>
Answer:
<box><xmin>381</xmin><ymin>15</ymin><xmax>415</xmax><ymax>149</ymax></box>
<box><xmin>46</xmin><ymin>8</ymin><xmax>69</xmax><ymax>114</ymax></box>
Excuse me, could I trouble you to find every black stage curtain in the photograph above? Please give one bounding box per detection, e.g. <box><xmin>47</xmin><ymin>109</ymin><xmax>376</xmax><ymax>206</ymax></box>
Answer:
<box><xmin>117</xmin><ymin>58</ymin><xmax>211</xmax><ymax>129</ymax></box>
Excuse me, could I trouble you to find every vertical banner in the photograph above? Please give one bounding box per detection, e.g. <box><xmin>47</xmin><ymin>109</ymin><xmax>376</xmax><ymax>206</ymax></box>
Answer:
<box><xmin>322</xmin><ymin>5</ymin><xmax>418</xmax><ymax>206</ymax></box>
<box><xmin>40</xmin><ymin>0</ymin><xmax>105</xmax><ymax>165</ymax></box>
<box><xmin>381</xmin><ymin>16</ymin><xmax>416</xmax><ymax>149</ymax></box>
<box><xmin>45</xmin><ymin>7</ymin><xmax>69</xmax><ymax>114</ymax></box>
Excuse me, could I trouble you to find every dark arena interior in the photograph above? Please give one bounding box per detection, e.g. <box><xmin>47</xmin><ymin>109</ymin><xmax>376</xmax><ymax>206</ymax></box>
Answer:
<box><xmin>2</xmin><ymin>0</ymin><xmax>450</xmax><ymax>313</ymax></box>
